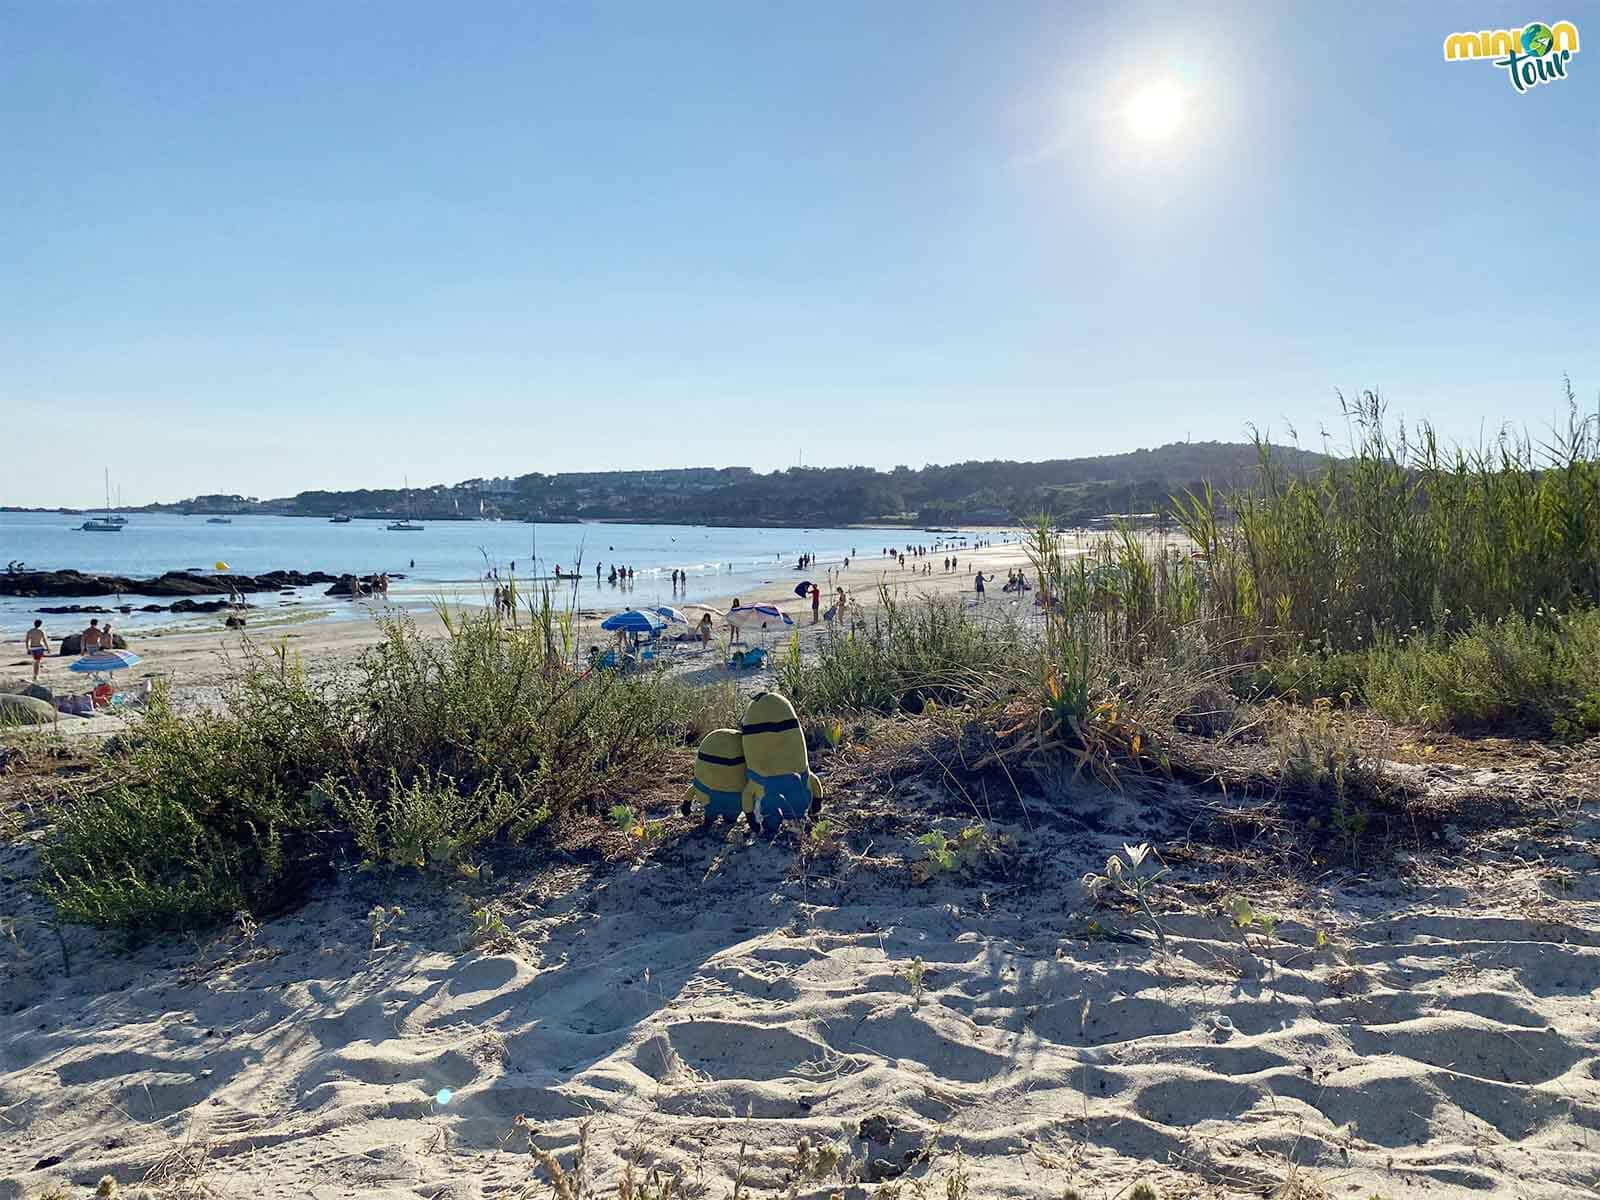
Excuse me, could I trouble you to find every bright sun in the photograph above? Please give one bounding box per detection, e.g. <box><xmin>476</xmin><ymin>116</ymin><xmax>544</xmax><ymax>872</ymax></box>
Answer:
<box><xmin>1124</xmin><ymin>78</ymin><xmax>1186</xmax><ymax>143</ymax></box>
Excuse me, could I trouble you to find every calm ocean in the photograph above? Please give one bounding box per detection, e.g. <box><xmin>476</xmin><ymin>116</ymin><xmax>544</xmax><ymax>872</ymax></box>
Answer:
<box><xmin>1</xmin><ymin>512</ymin><xmax>984</xmax><ymax>636</ymax></box>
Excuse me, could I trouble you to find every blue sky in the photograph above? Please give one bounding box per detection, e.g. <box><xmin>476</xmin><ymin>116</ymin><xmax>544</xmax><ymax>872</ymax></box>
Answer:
<box><xmin>4</xmin><ymin>1</ymin><xmax>1596</xmax><ymax>505</ymax></box>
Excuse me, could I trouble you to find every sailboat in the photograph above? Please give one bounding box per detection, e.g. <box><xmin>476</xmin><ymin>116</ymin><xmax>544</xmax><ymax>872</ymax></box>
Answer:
<box><xmin>387</xmin><ymin>476</ymin><xmax>424</xmax><ymax>531</ymax></box>
<box><xmin>80</xmin><ymin>469</ymin><xmax>123</xmax><ymax>532</ymax></box>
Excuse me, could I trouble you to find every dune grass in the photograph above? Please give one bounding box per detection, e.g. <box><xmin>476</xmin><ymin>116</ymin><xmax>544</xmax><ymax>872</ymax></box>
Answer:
<box><xmin>42</xmin><ymin>608</ymin><xmax>738</xmax><ymax>930</ymax></box>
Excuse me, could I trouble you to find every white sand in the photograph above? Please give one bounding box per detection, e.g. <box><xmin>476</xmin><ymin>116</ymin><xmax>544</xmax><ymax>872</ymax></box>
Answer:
<box><xmin>3</xmin><ymin>755</ymin><xmax>1597</xmax><ymax>1198</ymax></box>
<box><xmin>3</xmin><ymin>542</ymin><xmax>1044</xmax><ymax>714</ymax></box>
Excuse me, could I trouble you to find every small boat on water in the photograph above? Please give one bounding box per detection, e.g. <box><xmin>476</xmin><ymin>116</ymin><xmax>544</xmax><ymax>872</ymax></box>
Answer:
<box><xmin>80</xmin><ymin>469</ymin><xmax>123</xmax><ymax>532</ymax></box>
<box><xmin>387</xmin><ymin>476</ymin><xmax>424</xmax><ymax>531</ymax></box>
<box><xmin>206</xmin><ymin>516</ymin><xmax>233</xmax><ymax>524</ymax></box>
<box><xmin>330</xmin><ymin>513</ymin><xmax>352</xmax><ymax>524</ymax></box>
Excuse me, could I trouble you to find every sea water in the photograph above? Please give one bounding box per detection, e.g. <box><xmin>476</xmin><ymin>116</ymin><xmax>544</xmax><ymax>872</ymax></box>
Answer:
<box><xmin>0</xmin><ymin>511</ymin><xmax>991</xmax><ymax>636</ymax></box>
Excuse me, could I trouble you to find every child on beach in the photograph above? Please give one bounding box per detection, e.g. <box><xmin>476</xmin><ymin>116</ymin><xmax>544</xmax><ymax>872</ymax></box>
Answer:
<box><xmin>25</xmin><ymin>620</ymin><xmax>49</xmax><ymax>680</ymax></box>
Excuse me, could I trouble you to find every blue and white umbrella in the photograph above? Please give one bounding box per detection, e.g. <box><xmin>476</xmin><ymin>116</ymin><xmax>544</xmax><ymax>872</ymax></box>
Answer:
<box><xmin>600</xmin><ymin>609</ymin><xmax>666</xmax><ymax>635</ymax></box>
<box><xmin>70</xmin><ymin>649</ymin><xmax>142</xmax><ymax>673</ymax></box>
<box><xmin>649</xmin><ymin>605</ymin><xmax>689</xmax><ymax>625</ymax></box>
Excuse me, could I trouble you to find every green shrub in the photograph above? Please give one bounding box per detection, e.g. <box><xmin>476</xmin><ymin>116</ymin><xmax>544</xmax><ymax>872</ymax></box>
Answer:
<box><xmin>776</xmin><ymin>589</ymin><xmax>1026</xmax><ymax>714</ymax></box>
<box><xmin>44</xmin><ymin>610</ymin><xmax>722</xmax><ymax>930</ymax></box>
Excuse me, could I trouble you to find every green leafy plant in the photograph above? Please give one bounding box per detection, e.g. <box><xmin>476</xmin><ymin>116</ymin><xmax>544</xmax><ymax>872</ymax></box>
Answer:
<box><xmin>903</xmin><ymin>955</ymin><xmax>927</xmax><ymax>1005</ymax></box>
<box><xmin>368</xmin><ymin>904</ymin><xmax>403</xmax><ymax>949</ymax></box>
<box><xmin>1083</xmin><ymin>842</ymin><xmax>1170</xmax><ymax>952</ymax></box>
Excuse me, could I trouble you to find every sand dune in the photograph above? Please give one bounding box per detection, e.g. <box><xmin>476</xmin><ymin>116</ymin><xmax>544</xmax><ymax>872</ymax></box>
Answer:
<box><xmin>3</xmin><ymin>753</ymin><xmax>1597</xmax><ymax>1199</ymax></box>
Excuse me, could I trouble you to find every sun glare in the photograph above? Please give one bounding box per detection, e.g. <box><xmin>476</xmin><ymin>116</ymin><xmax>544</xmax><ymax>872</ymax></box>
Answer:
<box><xmin>1124</xmin><ymin>78</ymin><xmax>1185</xmax><ymax>143</ymax></box>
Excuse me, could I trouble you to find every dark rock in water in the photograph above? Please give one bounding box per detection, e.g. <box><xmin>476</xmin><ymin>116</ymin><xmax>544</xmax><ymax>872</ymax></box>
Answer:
<box><xmin>142</xmin><ymin>605</ymin><xmax>164</xmax><ymax>612</ymax></box>
<box><xmin>36</xmin><ymin>604</ymin><xmax>112</xmax><ymax>615</ymax></box>
<box><xmin>169</xmin><ymin>598</ymin><xmax>238</xmax><ymax>614</ymax></box>
<box><xmin>325</xmin><ymin>573</ymin><xmax>386</xmax><ymax>597</ymax></box>
<box><xmin>0</xmin><ymin>568</ymin><xmax>341</xmax><ymax>599</ymax></box>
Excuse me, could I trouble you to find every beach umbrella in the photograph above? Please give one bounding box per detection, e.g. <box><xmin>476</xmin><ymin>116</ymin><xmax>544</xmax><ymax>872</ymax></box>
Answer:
<box><xmin>649</xmin><ymin>605</ymin><xmax>689</xmax><ymax>625</ymax></box>
<box><xmin>600</xmin><ymin>609</ymin><xmax>666</xmax><ymax>634</ymax></box>
<box><xmin>793</xmin><ymin>581</ymin><xmax>816</xmax><ymax>598</ymax></box>
<box><xmin>70</xmin><ymin>649</ymin><xmax>142</xmax><ymax>673</ymax></box>
<box><xmin>727</xmin><ymin>604</ymin><xmax>793</xmax><ymax>631</ymax></box>
<box><xmin>681</xmin><ymin>603</ymin><xmax>723</xmax><ymax>616</ymax></box>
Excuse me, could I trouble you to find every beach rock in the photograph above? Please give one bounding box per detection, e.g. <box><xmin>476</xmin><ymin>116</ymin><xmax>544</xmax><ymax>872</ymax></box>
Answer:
<box><xmin>58</xmin><ymin>633</ymin><xmax>128</xmax><ymax>654</ymax></box>
<box><xmin>0</xmin><ymin>693</ymin><xmax>57</xmax><ymax>727</ymax></box>
<box><xmin>0</xmin><ymin>679</ymin><xmax>52</xmax><ymax>703</ymax></box>
<box><xmin>0</xmin><ymin>568</ymin><xmax>341</xmax><ymax>600</ymax></box>
<box><xmin>324</xmin><ymin>574</ymin><xmax>382</xmax><ymax>597</ymax></box>
<box><xmin>36</xmin><ymin>605</ymin><xmax>113</xmax><ymax>615</ymax></box>
<box><xmin>225</xmin><ymin>615</ymin><xmax>246</xmax><ymax>628</ymax></box>
<box><xmin>169</xmin><ymin>599</ymin><xmax>235</xmax><ymax>613</ymax></box>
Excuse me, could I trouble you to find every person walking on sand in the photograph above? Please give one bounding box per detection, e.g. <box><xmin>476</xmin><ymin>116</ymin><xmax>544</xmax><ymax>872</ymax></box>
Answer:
<box><xmin>811</xmin><ymin>583</ymin><xmax>821</xmax><ymax>624</ymax></box>
<box><xmin>698</xmin><ymin>612</ymin><xmax>713</xmax><ymax>647</ymax></box>
<box><xmin>974</xmin><ymin>572</ymin><xmax>987</xmax><ymax>599</ymax></box>
<box><xmin>25</xmin><ymin>620</ymin><xmax>49</xmax><ymax>680</ymax></box>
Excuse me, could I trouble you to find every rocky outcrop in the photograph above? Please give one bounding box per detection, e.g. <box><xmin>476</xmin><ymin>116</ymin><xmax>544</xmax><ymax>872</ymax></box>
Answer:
<box><xmin>56</xmin><ymin>633</ymin><xmax>130</xmax><ymax>656</ymax></box>
<box><xmin>0</xmin><ymin>569</ymin><xmax>350</xmax><ymax>599</ymax></box>
<box><xmin>40</xmin><ymin>600</ymin><xmax>240</xmax><ymax>616</ymax></box>
<box><xmin>323</xmin><ymin>573</ymin><xmax>391</xmax><ymax>597</ymax></box>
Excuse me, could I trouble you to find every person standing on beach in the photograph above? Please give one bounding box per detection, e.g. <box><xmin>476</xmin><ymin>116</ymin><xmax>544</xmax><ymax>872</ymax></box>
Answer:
<box><xmin>80</xmin><ymin>619</ymin><xmax>103</xmax><ymax>656</ymax></box>
<box><xmin>25</xmin><ymin>620</ymin><xmax>49</xmax><ymax>680</ymax></box>
<box><xmin>811</xmin><ymin>584</ymin><xmax>821</xmax><ymax>623</ymax></box>
<box><xmin>974</xmin><ymin>572</ymin><xmax>987</xmax><ymax>598</ymax></box>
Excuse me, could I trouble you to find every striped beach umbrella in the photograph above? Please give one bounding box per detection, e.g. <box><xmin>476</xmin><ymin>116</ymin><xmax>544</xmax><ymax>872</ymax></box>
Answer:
<box><xmin>70</xmin><ymin>649</ymin><xmax>142</xmax><ymax>673</ymax></box>
<box><xmin>600</xmin><ymin>609</ymin><xmax>666</xmax><ymax>635</ymax></box>
<box><xmin>649</xmin><ymin>605</ymin><xmax>689</xmax><ymax>625</ymax></box>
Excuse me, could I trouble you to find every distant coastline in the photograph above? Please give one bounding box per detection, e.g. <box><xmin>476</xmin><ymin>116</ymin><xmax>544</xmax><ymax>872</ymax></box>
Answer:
<box><xmin>2</xmin><ymin>441</ymin><xmax>1328</xmax><ymax>529</ymax></box>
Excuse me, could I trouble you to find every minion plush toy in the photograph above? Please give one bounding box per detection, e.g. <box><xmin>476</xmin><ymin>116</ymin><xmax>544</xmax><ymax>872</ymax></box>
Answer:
<box><xmin>739</xmin><ymin>691</ymin><xmax>823</xmax><ymax>832</ymax></box>
<box><xmin>681</xmin><ymin>728</ymin><xmax>747</xmax><ymax>824</ymax></box>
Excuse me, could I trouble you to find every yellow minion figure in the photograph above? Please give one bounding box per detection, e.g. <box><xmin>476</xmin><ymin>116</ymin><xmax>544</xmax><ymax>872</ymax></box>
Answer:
<box><xmin>681</xmin><ymin>728</ymin><xmax>747</xmax><ymax>823</ymax></box>
<box><xmin>739</xmin><ymin>691</ymin><xmax>823</xmax><ymax>832</ymax></box>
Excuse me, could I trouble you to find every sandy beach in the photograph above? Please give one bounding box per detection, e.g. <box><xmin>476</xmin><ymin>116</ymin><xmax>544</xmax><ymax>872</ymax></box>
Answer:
<box><xmin>7</xmin><ymin>542</ymin><xmax>1043</xmax><ymax>702</ymax></box>
<box><xmin>3</xmin><ymin>727</ymin><xmax>1596</xmax><ymax>1198</ymax></box>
